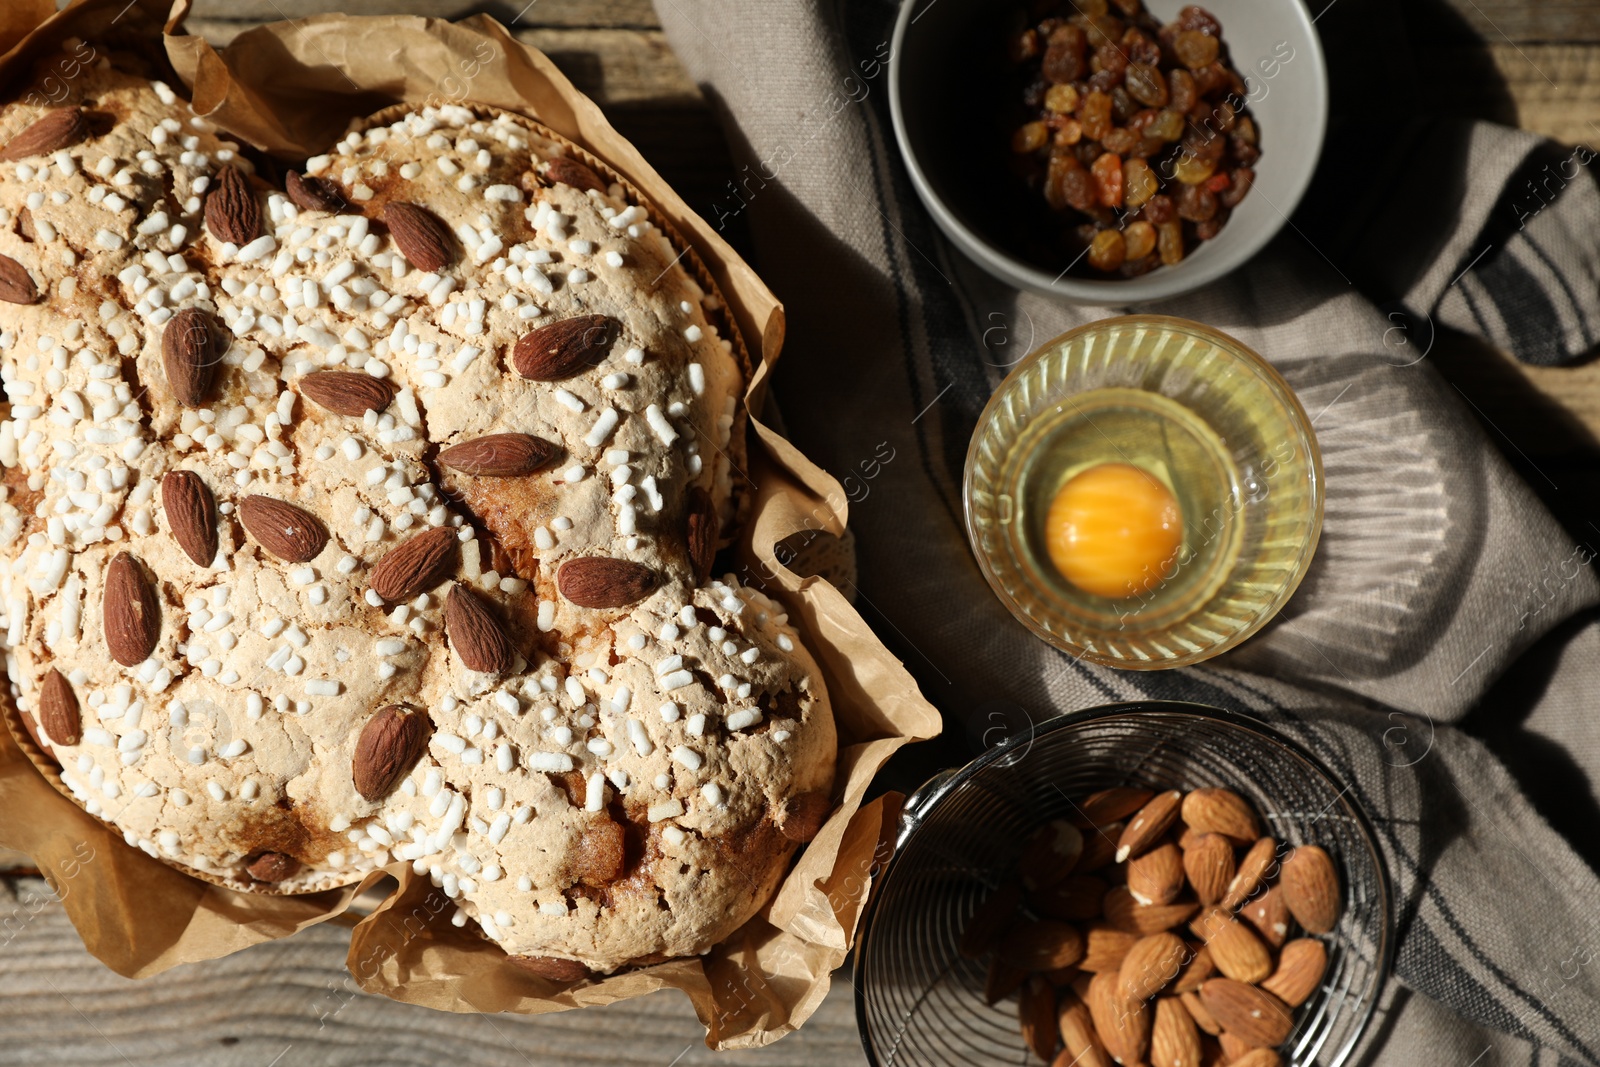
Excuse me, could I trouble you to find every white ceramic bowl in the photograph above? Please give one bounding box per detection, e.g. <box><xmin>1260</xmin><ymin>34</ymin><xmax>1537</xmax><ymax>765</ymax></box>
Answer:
<box><xmin>888</xmin><ymin>0</ymin><xmax>1329</xmax><ymax>303</ymax></box>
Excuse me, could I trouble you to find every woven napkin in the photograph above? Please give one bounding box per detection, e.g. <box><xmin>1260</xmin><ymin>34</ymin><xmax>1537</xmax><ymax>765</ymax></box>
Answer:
<box><xmin>655</xmin><ymin>0</ymin><xmax>1600</xmax><ymax>1061</ymax></box>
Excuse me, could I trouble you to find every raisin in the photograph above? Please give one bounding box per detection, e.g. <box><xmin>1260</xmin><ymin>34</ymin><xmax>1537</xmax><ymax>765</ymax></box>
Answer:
<box><xmin>1175</xmin><ymin>182</ymin><xmax>1218</xmax><ymax>221</ymax></box>
<box><xmin>1122</xmin><ymin>28</ymin><xmax>1162</xmax><ymax>67</ymax></box>
<box><xmin>1146</xmin><ymin>109</ymin><xmax>1186</xmax><ymax>142</ymax></box>
<box><xmin>1121</xmin><ymin>252</ymin><xmax>1160</xmax><ymax>277</ymax></box>
<box><xmin>1044</xmin><ymin>152</ymin><xmax>1083</xmax><ymax>211</ymax></box>
<box><xmin>1101</xmin><ymin>126</ymin><xmax>1139</xmax><ymax>155</ymax></box>
<box><xmin>1123</xmin><ymin>157</ymin><xmax>1158</xmax><ymax>208</ymax></box>
<box><xmin>1012</xmin><ymin>121</ymin><xmax>1050</xmax><ymax>153</ymax></box>
<box><xmin>1045</xmin><ymin>83</ymin><xmax>1081</xmax><ymax>114</ymax></box>
<box><xmin>1080</xmin><ymin>13</ymin><xmax>1125</xmax><ymax>48</ymax></box>
<box><xmin>1176</xmin><ymin>5</ymin><xmax>1222</xmax><ymax>36</ymax></box>
<box><xmin>1230</xmin><ymin>135</ymin><xmax>1261</xmax><ymax>166</ymax></box>
<box><xmin>1091</xmin><ymin>152</ymin><xmax>1124</xmax><ymax>207</ymax></box>
<box><xmin>1076</xmin><ymin>0</ymin><xmax>1110</xmax><ymax>17</ymax></box>
<box><xmin>1087</xmin><ymin>228</ymin><xmax>1127</xmax><ymax>272</ymax></box>
<box><xmin>1053</xmin><ymin>118</ymin><xmax>1085</xmax><ymax>146</ymax></box>
<box><xmin>1095</xmin><ymin>43</ymin><xmax>1129</xmax><ymax>76</ymax></box>
<box><xmin>1212</xmin><ymin>99</ymin><xmax>1237</xmax><ymax>133</ymax></box>
<box><xmin>1009</xmin><ymin>28</ymin><xmax>1042</xmax><ymax>64</ymax></box>
<box><xmin>1157</xmin><ymin>219</ymin><xmax>1184</xmax><ymax>264</ymax></box>
<box><xmin>1078</xmin><ymin>90</ymin><xmax>1113</xmax><ymax>141</ymax></box>
<box><xmin>1022</xmin><ymin>80</ymin><xmax>1048</xmax><ymax>110</ymax></box>
<box><xmin>1174</xmin><ymin>30</ymin><xmax>1219</xmax><ymax>69</ymax></box>
<box><xmin>1132</xmin><ymin>136</ymin><xmax>1166</xmax><ymax>158</ymax></box>
<box><xmin>1110</xmin><ymin>0</ymin><xmax>1145</xmax><ymax>15</ymax></box>
<box><xmin>1168</xmin><ymin>68</ymin><xmax>1198</xmax><ymax>113</ymax></box>
<box><xmin>1219</xmin><ymin>166</ymin><xmax>1254</xmax><ymax>207</ymax></box>
<box><xmin>1184</xmin><ymin>128</ymin><xmax>1226</xmax><ymax>162</ymax></box>
<box><xmin>1062</xmin><ymin>165</ymin><xmax>1099</xmax><ymax>212</ymax></box>
<box><xmin>1125</xmin><ymin>63</ymin><xmax>1169</xmax><ymax>107</ymax></box>
<box><xmin>1114</xmin><ymin>87</ymin><xmax>1142</xmax><ymax>122</ymax></box>
<box><xmin>1087</xmin><ymin>67</ymin><xmax>1124</xmax><ymax>93</ymax></box>
<box><xmin>1195</xmin><ymin>210</ymin><xmax>1228</xmax><ymax>240</ymax></box>
<box><xmin>1192</xmin><ymin>62</ymin><xmax>1231</xmax><ymax>95</ymax></box>
<box><xmin>1042</xmin><ymin>25</ymin><xmax>1088</xmax><ymax>83</ymax></box>
<box><xmin>1172</xmin><ymin>151</ymin><xmax>1216</xmax><ymax>184</ymax></box>
<box><xmin>1143</xmin><ymin>193</ymin><xmax>1175</xmax><ymax>224</ymax></box>
<box><xmin>1124</xmin><ymin>220</ymin><xmax>1157</xmax><ymax>260</ymax></box>
<box><xmin>1232</xmin><ymin>114</ymin><xmax>1258</xmax><ymax>146</ymax></box>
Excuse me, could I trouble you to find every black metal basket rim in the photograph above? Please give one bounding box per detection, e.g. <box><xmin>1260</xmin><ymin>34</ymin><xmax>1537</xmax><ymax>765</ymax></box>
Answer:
<box><xmin>852</xmin><ymin>699</ymin><xmax>1397</xmax><ymax>1067</ymax></box>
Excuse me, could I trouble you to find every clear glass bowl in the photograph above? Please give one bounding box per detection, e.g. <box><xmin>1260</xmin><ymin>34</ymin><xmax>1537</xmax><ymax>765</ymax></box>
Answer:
<box><xmin>964</xmin><ymin>315</ymin><xmax>1324</xmax><ymax>669</ymax></box>
<box><xmin>854</xmin><ymin>702</ymin><xmax>1393</xmax><ymax>1067</ymax></box>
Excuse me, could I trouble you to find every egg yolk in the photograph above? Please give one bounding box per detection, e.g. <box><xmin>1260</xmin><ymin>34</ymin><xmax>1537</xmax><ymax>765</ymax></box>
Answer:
<box><xmin>1044</xmin><ymin>462</ymin><xmax>1182</xmax><ymax>599</ymax></box>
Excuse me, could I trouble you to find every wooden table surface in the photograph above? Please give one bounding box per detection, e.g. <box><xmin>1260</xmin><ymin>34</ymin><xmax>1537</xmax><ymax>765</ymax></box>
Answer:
<box><xmin>5</xmin><ymin>0</ymin><xmax>1600</xmax><ymax>1062</ymax></box>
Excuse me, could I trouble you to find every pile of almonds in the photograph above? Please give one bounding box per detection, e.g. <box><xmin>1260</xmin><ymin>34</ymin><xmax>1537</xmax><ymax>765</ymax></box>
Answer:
<box><xmin>959</xmin><ymin>786</ymin><xmax>1342</xmax><ymax>1066</ymax></box>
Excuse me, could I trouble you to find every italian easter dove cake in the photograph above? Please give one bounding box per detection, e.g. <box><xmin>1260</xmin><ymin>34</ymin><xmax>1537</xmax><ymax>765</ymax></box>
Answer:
<box><xmin>0</xmin><ymin>58</ymin><xmax>836</xmax><ymax>976</ymax></box>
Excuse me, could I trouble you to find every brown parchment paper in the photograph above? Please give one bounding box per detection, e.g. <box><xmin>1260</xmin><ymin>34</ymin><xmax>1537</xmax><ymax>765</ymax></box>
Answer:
<box><xmin>0</xmin><ymin>0</ymin><xmax>943</xmax><ymax>1049</ymax></box>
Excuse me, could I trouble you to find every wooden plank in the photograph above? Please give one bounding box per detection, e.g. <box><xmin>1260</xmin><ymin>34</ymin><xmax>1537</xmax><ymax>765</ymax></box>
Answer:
<box><xmin>0</xmin><ymin>879</ymin><xmax>869</xmax><ymax>1067</ymax></box>
<box><xmin>188</xmin><ymin>0</ymin><xmax>660</xmax><ymax>29</ymax></box>
<box><xmin>1434</xmin><ymin>0</ymin><xmax>1600</xmax><ymax>44</ymax></box>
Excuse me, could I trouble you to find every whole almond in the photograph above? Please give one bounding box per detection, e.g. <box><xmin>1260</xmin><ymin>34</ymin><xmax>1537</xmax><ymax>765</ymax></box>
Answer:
<box><xmin>438</xmin><ymin>433</ymin><xmax>559</xmax><ymax>476</ymax></box>
<box><xmin>1261</xmin><ymin>938</ymin><xmax>1327</xmax><ymax>1008</ymax></box>
<box><xmin>545</xmin><ymin>155</ymin><xmax>608</xmax><ymax>193</ymax></box>
<box><xmin>205</xmin><ymin>164</ymin><xmax>260</xmax><ymax>246</ymax></box>
<box><xmin>161</xmin><ymin>470</ymin><xmax>218</xmax><ymax>567</ymax></box>
<box><xmin>1220</xmin><ymin>1031</ymin><xmax>1257</xmax><ymax>1060</ymax></box>
<box><xmin>0</xmin><ymin>252</ymin><xmax>38</xmax><ymax>304</ymax></box>
<box><xmin>1152</xmin><ymin>997</ymin><xmax>1201</xmax><ymax>1067</ymax></box>
<box><xmin>569</xmin><ymin>815</ymin><xmax>626</xmax><ymax>884</ymax></box>
<box><xmin>1127</xmin><ymin>841</ymin><xmax>1184</xmax><ymax>905</ymax></box>
<box><xmin>1179</xmin><ymin>989</ymin><xmax>1220</xmax><ymax>1035</ymax></box>
<box><xmin>1078</xmin><ymin>924</ymin><xmax>1137</xmax><ymax>973</ymax></box>
<box><xmin>1034</xmin><ymin>873</ymin><xmax>1108</xmax><ymax>922</ymax></box>
<box><xmin>1172</xmin><ymin>943</ymin><xmax>1214</xmax><ymax>993</ymax></box>
<box><xmin>1229</xmin><ymin>1050</ymin><xmax>1283</xmax><ymax>1067</ymax></box>
<box><xmin>247</xmin><ymin>852</ymin><xmax>300</xmax><ymax>882</ymax></box>
<box><xmin>1221</xmin><ymin>836</ymin><xmax>1278</xmax><ymax>910</ymax></box>
<box><xmin>1103</xmin><ymin>885</ymin><xmax>1198</xmax><ymax>936</ymax></box>
<box><xmin>298</xmin><ymin>370</ymin><xmax>396</xmax><ymax>416</ymax></box>
<box><xmin>1241</xmin><ymin>884</ymin><xmax>1292</xmax><ymax>947</ymax></box>
<box><xmin>1056</xmin><ymin>992</ymin><xmax>1113</xmax><ymax>1067</ymax></box>
<box><xmin>1020</xmin><ymin>818</ymin><xmax>1085</xmax><ymax>889</ymax></box>
<box><xmin>161</xmin><ymin>307</ymin><xmax>222</xmax><ymax>407</ymax></box>
<box><xmin>1194</xmin><ymin>908</ymin><xmax>1272</xmax><ymax>984</ymax></box>
<box><xmin>1087</xmin><ymin>970</ymin><xmax>1149</xmax><ymax>1066</ymax></box>
<box><xmin>1115</xmin><ymin>789</ymin><xmax>1182</xmax><ymax>863</ymax></box>
<box><xmin>1181</xmin><ymin>788</ymin><xmax>1260</xmax><ymax>845</ymax></box>
<box><xmin>1182</xmin><ymin>832</ymin><xmax>1236</xmax><ymax>907</ymax></box>
<box><xmin>369</xmin><ymin>526</ymin><xmax>458</xmax><ymax>602</ymax></box>
<box><xmin>445</xmin><ymin>582</ymin><xmax>514</xmax><ymax>673</ymax></box>
<box><xmin>1070</xmin><ymin>787</ymin><xmax>1154</xmax><ymax>829</ymax></box>
<box><xmin>352</xmin><ymin>704</ymin><xmax>431</xmax><ymax>800</ymax></box>
<box><xmin>512</xmin><ymin>314</ymin><xmax>619</xmax><ymax>380</ymax></box>
<box><xmin>1280</xmin><ymin>845</ymin><xmax>1341</xmax><ymax>934</ymax></box>
<box><xmin>508</xmin><ymin>954</ymin><xmax>590</xmax><ymax>983</ymax></box>
<box><xmin>103</xmin><ymin>552</ymin><xmax>160</xmax><ymax>666</ymax></box>
<box><xmin>1197</xmin><ymin>979</ymin><xmax>1292</xmax><ymax>1047</ymax></box>
<box><xmin>383</xmin><ymin>200</ymin><xmax>455</xmax><ymax>272</ymax></box>
<box><xmin>985</xmin><ymin>956</ymin><xmax>1028</xmax><ymax>1005</ymax></box>
<box><xmin>38</xmin><ymin>668</ymin><xmax>80</xmax><ymax>746</ymax></box>
<box><xmin>239</xmin><ymin>496</ymin><xmax>328</xmax><ymax>563</ymax></box>
<box><xmin>685</xmin><ymin>485</ymin><xmax>717</xmax><ymax>584</ymax></box>
<box><xmin>1019</xmin><ymin>977</ymin><xmax>1058</xmax><ymax>1061</ymax></box>
<box><xmin>1118</xmin><ymin>931</ymin><xmax>1187</xmax><ymax>1001</ymax></box>
<box><xmin>1000</xmin><ymin>919</ymin><xmax>1084</xmax><ymax>972</ymax></box>
<box><xmin>285</xmin><ymin>169</ymin><xmax>347</xmax><ymax>213</ymax></box>
<box><xmin>959</xmin><ymin>880</ymin><xmax>1022</xmax><ymax>957</ymax></box>
<box><xmin>557</xmin><ymin>556</ymin><xmax>657</xmax><ymax>609</ymax></box>
<box><xmin>1077</xmin><ymin>823</ymin><xmax>1122</xmax><ymax>871</ymax></box>
<box><xmin>0</xmin><ymin>107</ymin><xmax>87</xmax><ymax>161</ymax></box>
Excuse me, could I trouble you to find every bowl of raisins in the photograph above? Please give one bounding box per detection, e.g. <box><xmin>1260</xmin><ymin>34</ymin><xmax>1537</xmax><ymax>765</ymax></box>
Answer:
<box><xmin>889</xmin><ymin>0</ymin><xmax>1327</xmax><ymax>303</ymax></box>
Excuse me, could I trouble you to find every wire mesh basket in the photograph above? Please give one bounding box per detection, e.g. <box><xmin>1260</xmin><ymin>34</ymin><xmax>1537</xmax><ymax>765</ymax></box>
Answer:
<box><xmin>854</xmin><ymin>702</ymin><xmax>1392</xmax><ymax>1067</ymax></box>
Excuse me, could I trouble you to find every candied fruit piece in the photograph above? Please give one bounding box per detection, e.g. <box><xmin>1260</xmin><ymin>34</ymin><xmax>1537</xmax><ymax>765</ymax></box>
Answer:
<box><xmin>1087</xmin><ymin>228</ymin><xmax>1127</xmax><ymax>272</ymax></box>
<box><xmin>1124</xmin><ymin>220</ymin><xmax>1157</xmax><ymax>260</ymax></box>
<box><xmin>1091</xmin><ymin>152</ymin><xmax>1124</xmax><ymax>208</ymax></box>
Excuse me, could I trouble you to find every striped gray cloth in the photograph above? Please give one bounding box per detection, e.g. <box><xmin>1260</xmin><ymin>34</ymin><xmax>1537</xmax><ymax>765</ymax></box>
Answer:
<box><xmin>655</xmin><ymin>0</ymin><xmax>1600</xmax><ymax>1062</ymax></box>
